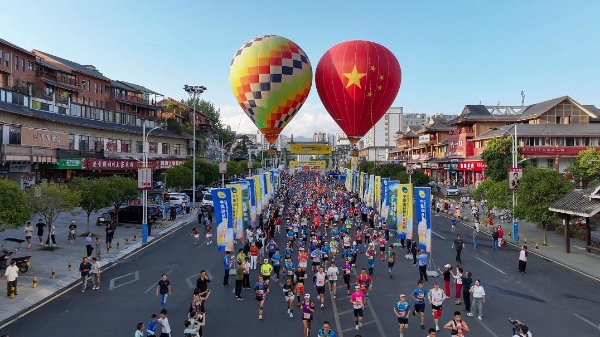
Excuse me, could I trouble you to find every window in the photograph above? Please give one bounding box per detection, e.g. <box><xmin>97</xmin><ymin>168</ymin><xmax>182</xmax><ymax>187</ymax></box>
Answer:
<box><xmin>68</xmin><ymin>134</ymin><xmax>75</xmax><ymax>149</ymax></box>
<box><xmin>14</xmin><ymin>56</ymin><xmax>18</xmax><ymax>70</ymax></box>
<box><xmin>173</xmin><ymin>144</ymin><xmax>181</xmax><ymax>155</ymax></box>
<box><xmin>121</xmin><ymin>140</ymin><xmax>131</xmax><ymax>153</ymax></box>
<box><xmin>79</xmin><ymin>136</ymin><xmax>89</xmax><ymax>150</ymax></box>
<box><xmin>105</xmin><ymin>85</ymin><xmax>109</xmax><ymax>92</ymax></box>
<box><xmin>8</xmin><ymin>126</ymin><xmax>21</xmax><ymax>144</ymax></box>
<box><xmin>94</xmin><ymin>82</ymin><xmax>98</xmax><ymax>93</ymax></box>
<box><xmin>149</xmin><ymin>142</ymin><xmax>158</xmax><ymax>154</ymax></box>
<box><xmin>556</xmin><ymin>116</ymin><xmax>561</xmax><ymax>124</ymax></box>
<box><xmin>565</xmin><ymin>137</ymin><xmax>575</xmax><ymax>146</ymax></box>
<box><xmin>93</xmin><ymin>137</ymin><xmax>103</xmax><ymax>151</ymax></box>
<box><xmin>136</xmin><ymin>141</ymin><xmax>143</xmax><ymax>153</ymax></box>
<box><xmin>574</xmin><ymin>137</ymin><xmax>582</xmax><ymax>146</ymax></box>
<box><xmin>564</xmin><ymin>116</ymin><xmax>571</xmax><ymax>124</ymax></box>
<box><xmin>27</xmin><ymin>61</ymin><xmax>33</xmax><ymax>71</ymax></box>
<box><xmin>4</xmin><ymin>52</ymin><xmax>10</xmax><ymax>67</ymax></box>
<box><xmin>162</xmin><ymin>143</ymin><xmax>170</xmax><ymax>155</ymax></box>
<box><xmin>118</xmin><ymin>103</ymin><xmax>125</xmax><ymax>111</ymax></box>
<box><xmin>21</xmin><ymin>59</ymin><xmax>24</xmax><ymax>72</ymax></box>
<box><xmin>104</xmin><ymin>101</ymin><xmax>109</xmax><ymax>109</ymax></box>
<box><xmin>530</xmin><ymin>159</ymin><xmax>538</xmax><ymax>167</ymax></box>
<box><xmin>547</xmin><ymin>159</ymin><xmax>554</xmax><ymax>169</ymax></box>
<box><xmin>95</xmin><ymin>100</ymin><xmax>99</xmax><ymax>107</ymax></box>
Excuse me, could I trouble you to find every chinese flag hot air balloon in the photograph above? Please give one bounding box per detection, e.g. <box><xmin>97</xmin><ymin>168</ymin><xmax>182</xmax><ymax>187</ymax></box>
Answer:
<box><xmin>315</xmin><ymin>40</ymin><xmax>401</xmax><ymax>144</ymax></box>
<box><xmin>229</xmin><ymin>35</ymin><xmax>313</xmax><ymax>143</ymax></box>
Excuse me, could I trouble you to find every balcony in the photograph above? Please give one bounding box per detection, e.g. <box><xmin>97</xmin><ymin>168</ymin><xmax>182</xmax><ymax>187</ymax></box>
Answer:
<box><xmin>112</xmin><ymin>92</ymin><xmax>161</xmax><ymax>110</ymax></box>
<box><xmin>36</xmin><ymin>70</ymin><xmax>81</xmax><ymax>92</ymax></box>
<box><xmin>1</xmin><ymin>144</ymin><xmax>57</xmax><ymax>163</ymax></box>
<box><xmin>56</xmin><ymin>148</ymin><xmax>104</xmax><ymax>159</ymax></box>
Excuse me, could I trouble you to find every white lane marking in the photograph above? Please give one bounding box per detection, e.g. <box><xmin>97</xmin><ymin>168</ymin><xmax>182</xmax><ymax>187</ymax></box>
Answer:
<box><xmin>143</xmin><ymin>269</ymin><xmax>173</xmax><ymax>294</ymax></box>
<box><xmin>109</xmin><ymin>271</ymin><xmax>139</xmax><ymax>290</ymax></box>
<box><xmin>432</xmin><ymin>231</ymin><xmax>446</xmax><ymax>240</ymax></box>
<box><xmin>475</xmin><ymin>257</ymin><xmax>506</xmax><ymax>275</ymax></box>
<box><xmin>574</xmin><ymin>313</ymin><xmax>600</xmax><ymax>330</ymax></box>
<box><xmin>329</xmin><ymin>284</ymin><xmax>345</xmax><ymax>337</ymax></box>
<box><xmin>341</xmin><ymin>321</ymin><xmax>375</xmax><ymax>333</ymax></box>
<box><xmin>475</xmin><ymin>318</ymin><xmax>501</xmax><ymax>337</ymax></box>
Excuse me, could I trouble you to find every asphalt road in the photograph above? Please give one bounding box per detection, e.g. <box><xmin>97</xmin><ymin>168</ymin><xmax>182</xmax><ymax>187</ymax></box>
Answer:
<box><xmin>3</xmin><ymin>212</ymin><xmax>600</xmax><ymax>337</ymax></box>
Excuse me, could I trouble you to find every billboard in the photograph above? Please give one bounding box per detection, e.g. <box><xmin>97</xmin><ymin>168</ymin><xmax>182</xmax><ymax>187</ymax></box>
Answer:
<box><xmin>211</xmin><ymin>188</ymin><xmax>234</xmax><ymax>252</ymax></box>
<box><xmin>289</xmin><ymin>160</ymin><xmax>327</xmax><ymax>169</ymax></box>
<box><xmin>414</xmin><ymin>187</ymin><xmax>432</xmax><ymax>253</ymax></box>
<box><xmin>508</xmin><ymin>167</ymin><xmax>522</xmax><ymax>190</ymax></box>
<box><xmin>397</xmin><ymin>183</ymin><xmax>413</xmax><ymax>240</ymax></box>
<box><xmin>227</xmin><ymin>184</ymin><xmax>244</xmax><ymax>240</ymax></box>
<box><xmin>289</xmin><ymin>143</ymin><xmax>333</xmax><ymax>155</ymax></box>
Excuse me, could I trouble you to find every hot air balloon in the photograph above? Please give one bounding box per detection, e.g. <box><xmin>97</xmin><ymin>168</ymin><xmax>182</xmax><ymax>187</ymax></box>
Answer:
<box><xmin>229</xmin><ymin>35</ymin><xmax>313</xmax><ymax>143</ymax></box>
<box><xmin>315</xmin><ymin>40</ymin><xmax>401</xmax><ymax>144</ymax></box>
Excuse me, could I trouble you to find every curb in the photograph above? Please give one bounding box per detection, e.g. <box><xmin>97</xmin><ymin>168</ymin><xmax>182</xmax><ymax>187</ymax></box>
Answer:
<box><xmin>0</xmin><ymin>215</ymin><xmax>196</xmax><ymax>329</ymax></box>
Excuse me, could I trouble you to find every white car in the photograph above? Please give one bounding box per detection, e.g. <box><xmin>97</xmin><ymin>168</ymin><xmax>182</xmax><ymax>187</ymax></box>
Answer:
<box><xmin>201</xmin><ymin>191</ymin><xmax>214</xmax><ymax>211</ymax></box>
<box><xmin>446</xmin><ymin>185</ymin><xmax>459</xmax><ymax>197</ymax></box>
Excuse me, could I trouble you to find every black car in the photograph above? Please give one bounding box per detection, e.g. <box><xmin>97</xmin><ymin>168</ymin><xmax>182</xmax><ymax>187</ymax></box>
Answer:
<box><xmin>95</xmin><ymin>212</ymin><xmax>113</xmax><ymax>226</ymax></box>
<box><xmin>117</xmin><ymin>205</ymin><xmax>161</xmax><ymax>223</ymax></box>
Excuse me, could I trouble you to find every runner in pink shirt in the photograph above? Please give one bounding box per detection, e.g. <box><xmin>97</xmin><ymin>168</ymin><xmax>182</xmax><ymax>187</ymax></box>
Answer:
<box><xmin>350</xmin><ymin>285</ymin><xmax>366</xmax><ymax>330</ymax></box>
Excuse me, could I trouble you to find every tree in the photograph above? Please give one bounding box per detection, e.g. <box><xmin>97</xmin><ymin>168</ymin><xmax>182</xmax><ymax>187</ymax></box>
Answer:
<box><xmin>186</xmin><ymin>99</ymin><xmax>236</xmax><ymax>148</ymax></box>
<box><xmin>26</xmin><ymin>183</ymin><xmax>80</xmax><ymax>240</ymax></box>
<box><xmin>0</xmin><ymin>179</ymin><xmax>32</xmax><ymax>231</ymax></box>
<box><xmin>70</xmin><ymin>177</ymin><xmax>114</xmax><ymax>231</ymax></box>
<box><xmin>515</xmin><ymin>167</ymin><xmax>573</xmax><ymax>245</ymax></box>
<box><xmin>566</xmin><ymin>148</ymin><xmax>600</xmax><ymax>188</ymax></box>
<box><xmin>164</xmin><ymin>165</ymin><xmax>193</xmax><ymax>189</ymax></box>
<box><xmin>184</xmin><ymin>159</ymin><xmax>219</xmax><ymax>185</ymax></box>
<box><xmin>473</xmin><ymin>179</ymin><xmax>512</xmax><ymax>210</ymax></box>
<box><xmin>232</xmin><ymin>139</ymin><xmax>249</xmax><ymax>155</ymax></box>
<box><xmin>481</xmin><ymin>137</ymin><xmax>517</xmax><ymax>182</ymax></box>
<box><xmin>354</xmin><ymin>162</ymin><xmax>430</xmax><ymax>186</ymax></box>
<box><xmin>107</xmin><ymin>175</ymin><xmax>139</xmax><ymax>223</ymax></box>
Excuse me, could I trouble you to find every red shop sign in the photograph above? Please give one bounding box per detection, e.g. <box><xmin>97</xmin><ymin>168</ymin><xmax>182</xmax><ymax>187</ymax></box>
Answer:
<box><xmin>159</xmin><ymin>159</ymin><xmax>188</xmax><ymax>170</ymax></box>
<box><xmin>82</xmin><ymin>158</ymin><xmax>157</xmax><ymax>170</ymax></box>
<box><xmin>458</xmin><ymin>161</ymin><xmax>486</xmax><ymax>171</ymax></box>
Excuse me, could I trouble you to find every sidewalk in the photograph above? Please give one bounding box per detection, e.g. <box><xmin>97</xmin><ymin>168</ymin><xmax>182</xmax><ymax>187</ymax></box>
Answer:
<box><xmin>0</xmin><ymin>208</ymin><xmax>198</xmax><ymax>327</ymax></box>
<box><xmin>439</xmin><ymin>196</ymin><xmax>600</xmax><ymax>281</ymax></box>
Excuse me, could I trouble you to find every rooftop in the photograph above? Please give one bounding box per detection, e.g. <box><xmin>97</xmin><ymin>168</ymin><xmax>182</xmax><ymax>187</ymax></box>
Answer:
<box><xmin>0</xmin><ymin>38</ymin><xmax>35</xmax><ymax>56</ymax></box>
<box><xmin>474</xmin><ymin>124</ymin><xmax>600</xmax><ymax>140</ymax></box>
<box><xmin>33</xmin><ymin>50</ymin><xmax>112</xmax><ymax>82</ymax></box>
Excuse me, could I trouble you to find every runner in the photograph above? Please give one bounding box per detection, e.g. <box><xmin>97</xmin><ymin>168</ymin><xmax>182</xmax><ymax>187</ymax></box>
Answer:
<box><xmin>443</xmin><ymin>311</ymin><xmax>470</xmax><ymax>336</ymax></box>
<box><xmin>326</xmin><ymin>261</ymin><xmax>339</xmax><ymax>299</ymax></box>
<box><xmin>341</xmin><ymin>258</ymin><xmax>352</xmax><ymax>295</ymax></box>
<box><xmin>356</xmin><ymin>268</ymin><xmax>373</xmax><ymax>300</ymax></box>
<box><xmin>272</xmin><ymin>248</ymin><xmax>282</xmax><ymax>283</ymax></box>
<box><xmin>295</xmin><ymin>265</ymin><xmax>307</xmax><ymax>307</ymax></box>
<box><xmin>378</xmin><ymin>234</ymin><xmax>386</xmax><ymax>261</ymax></box>
<box><xmin>298</xmin><ymin>247</ymin><xmax>309</xmax><ymax>270</ymax></box>
<box><xmin>350</xmin><ymin>285</ymin><xmax>366</xmax><ymax>330</ymax></box>
<box><xmin>301</xmin><ymin>294</ymin><xmax>315</xmax><ymax>337</ymax></box>
<box><xmin>284</xmin><ymin>256</ymin><xmax>296</xmax><ymax>282</ymax></box>
<box><xmin>365</xmin><ymin>243</ymin><xmax>377</xmax><ymax>276</ymax></box>
<box><xmin>386</xmin><ymin>245</ymin><xmax>397</xmax><ymax>278</ymax></box>
<box><xmin>311</xmin><ymin>246</ymin><xmax>323</xmax><ymax>273</ymax></box>
<box><xmin>428</xmin><ymin>282</ymin><xmax>448</xmax><ymax>331</ymax></box>
<box><xmin>314</xmin><ymin>266</ymin><xmax>327</xmax><ymax>308</ymax></box>
<box><xmin>317</xmin><ymin>320</ymin><xmax>337</xmax><ymax>337</ymax></box>
<box><xmin>254</xmin><ymin>275</ymin><xmax>269</xmax><ymax>320</ymax></box>
<box><xmin>394</xmin><ymin>294</ymin><xmax>410</xmax><ymax>337</ymax></box>
<box><xmin>321</xmin><ymin>241</ymin><xmax>331</xmax><ymax>268</ymax></box>
<box><xmin>411</xmin><ymin>280</ymin><xmax>427</xmax><ymax>330</ymax></box>
<box><xmin>261</xmin><ymin>258</ymin><xmax>273</xmax><ymax>286</ymax></box>
<box><xmin>282</xmin><ymin>277</ymin><xmax>295</xmax><ymax>318</ymax></box>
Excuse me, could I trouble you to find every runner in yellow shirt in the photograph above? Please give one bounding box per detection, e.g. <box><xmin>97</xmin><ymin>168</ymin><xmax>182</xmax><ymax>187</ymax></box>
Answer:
<box><xmin>261</xmin><ymin>258</ymin><xmax>273</xmax><ymax>286</ymax></box>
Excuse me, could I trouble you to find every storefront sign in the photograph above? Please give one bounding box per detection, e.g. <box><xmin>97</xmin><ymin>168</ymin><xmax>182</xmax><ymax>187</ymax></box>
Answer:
<box><xmin>82</xmin><ymin>158</ymin><xmax>156</xmax><ymax>170</ymax></box>
<box><xmin>21</xmin><ymin>128</ymin><xmax>68</xmax><ymax>148</ymax></box>
<box><xmin>419</xmin><ymin>153</ymin><xmax>431</xmax><ymax>161</ymax></box>
<box><xmin>9</xmin><ymin>163</ymin><xmax>32</xmax><ymax>173</ymax></box>
<box><xmin>520</xmin><ymin>146</ymin><xmax>600</xmax><ymax>156</ymax></box>
<box><xmin>159</xmin><ymin>159</ymin><xmax>188</xmax><ymax>170</ymax></box>
<box><xmin>430</xmin><ymin>163</ymin><xmax>441</xmax><ymax>169</ymax></box>
<box><xmin>418</xmin><ymin>135</ymin><xmax>431</xmax><ymax>144</ymax></box>
<box><xmin>58</xmin><ymin>158</ymin><xmax>82</xmax><ymax>169</ymax></box>
<box><xmin>458</xmin><ymin>161</ymin><xmax>486</xmax><ymax>172</ymax></box>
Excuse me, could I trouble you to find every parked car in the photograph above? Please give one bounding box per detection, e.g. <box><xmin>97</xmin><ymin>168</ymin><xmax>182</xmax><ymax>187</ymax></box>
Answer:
<box><xmin>117</xmin><ymin>205</ymin><xmax>161</xmax><ymax>223</ymax></box>
<box><xmin>181</xmin><ymin>187</ymin><xmax>204</xmax><ymax>201</ymax></box>
<box><xmin>446</xmin><ymin>185</ymin><xmax>459</xmax><ymax>197</ymax></box>
<box><xmin>167</xmin><ymin>194</ymin><xmax>187</xmax><ymax>207</ymax></box>
<box><xmin>201</xmin><ymin>191</ymin><xmax>214</xmax><ymax>211</ymax></box>
<box><xmin>96</xmin><ymin>212</ymin><xmax>113</xmax><ymax>226</ymax></box>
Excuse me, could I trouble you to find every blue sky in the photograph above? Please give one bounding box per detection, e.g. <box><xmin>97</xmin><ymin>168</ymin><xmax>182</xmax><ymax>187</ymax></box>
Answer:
<box><xmin>3</xmin><ymin>0</ymin><xmax>599</xmax><ymax>137</ymax></box>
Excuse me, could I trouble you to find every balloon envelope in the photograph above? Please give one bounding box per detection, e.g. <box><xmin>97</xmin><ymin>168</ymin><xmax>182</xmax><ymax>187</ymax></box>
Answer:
<box><xmin>229</xmin><ymin>35</ymin><xmax>313</xmax><ymax>143</ymax></box>
<box><xmin>315</xmin><ymin>40</ymin><xmax>401</xmax><ymax>144</ymax></box>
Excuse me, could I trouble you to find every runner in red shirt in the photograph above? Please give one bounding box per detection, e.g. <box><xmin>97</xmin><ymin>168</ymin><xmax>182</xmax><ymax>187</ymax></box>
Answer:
<box><xmin>356</xmin><ymin>268</ymin><xmax>373</xmax><ymax>299</ymax></box>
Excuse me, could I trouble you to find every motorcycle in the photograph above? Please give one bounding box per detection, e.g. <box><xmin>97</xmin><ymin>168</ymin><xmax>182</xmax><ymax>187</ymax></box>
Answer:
<box><xmin>0</xmin><ymin>238</ymin><xmax>32</xmax><ymax>274</ymax></box>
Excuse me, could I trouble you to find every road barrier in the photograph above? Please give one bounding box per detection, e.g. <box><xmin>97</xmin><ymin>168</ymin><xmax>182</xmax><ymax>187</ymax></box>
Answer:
<box><xmin>116</xmin><ymin>241</ymin><xmax>120</xmax><ymax>250</ymax></box>
<box><xmin>125</xmin><ymin>237</ymin><xmax>129</xmax><ymax>245</ymax></box>
<box><xmin>68</xmin><ymin>262</ymin><xmax>72</xmax><ymax>271</ymax></box>
<box><xmin>133</xmin><ymin>235</ymin><xmax>137</xmax><ymax>241</ymax></box>
<box><xmin>51</xmin><ymin>269</ymin><xmax>56</xmax><ymax>279</ymax></box>
<box><xmin>32</xmin><ymin>276</ymin><xmax>37</xmax><ymax>288</ymax></box>
<box><xmin>10</xmin><ymin>286</ymin><xmax>15</xmax><ymax>299</ymax></box>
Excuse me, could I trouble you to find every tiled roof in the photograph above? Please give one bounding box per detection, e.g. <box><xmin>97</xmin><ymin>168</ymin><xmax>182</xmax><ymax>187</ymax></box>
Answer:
<box><xmin>116</xmin><ymin>80</ymin><xmax>161</xmax><ymax>95</ymax></box>
<box><xmin>33</xmin><ymin>50</ymin><xmax>111</xmax><ymax>82</ymax></box>
<box><xmin>0</xmin><ymin>38</ymin><xmax>35</xmax><ymax>56</ymax></box>
<box><xmin>36</xmin><ymin>58</ymin><xmax>70</xmax><ymax>73</ymax></box>
<box><xmin>0</xmin><ymin>100</ymin><xmax>189</xmax><ymax>140</ymax></box>
<box><xmin>473</xmin><ymin>124</ymin><xmax>600</xmax><ymax>140</ymax></box>
<box><xmin>549</xmin><ymin>184</ymin><xmax>600</xmax><ymax>217</ymax></box>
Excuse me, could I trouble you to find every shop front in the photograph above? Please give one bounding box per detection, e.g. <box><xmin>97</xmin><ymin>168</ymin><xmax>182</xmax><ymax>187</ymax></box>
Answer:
<box><xmin>81</xmin><ymin>158</ymin><xmax>157</xmax><ymax>177</ymax></box>
<box><xmin>457</xmin><ymin>160</ymin><xmax>486</xmax><ymax>187</ymax></box>
<box><xmin>38</xmin><ymin>157</ymin><xmax>83</xmax><ymax>183</ymax></box>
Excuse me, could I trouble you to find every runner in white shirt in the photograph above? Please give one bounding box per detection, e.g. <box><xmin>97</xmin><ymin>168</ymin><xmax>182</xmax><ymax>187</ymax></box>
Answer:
<box><xmin>326</xmin><ymin>262</ymin><xmax>339</xmax><ymax>299</ymax></box>
<box><xmin>428</xmin><ymin>282</ymin><xmax>447</xmax><ymax>331</ymax></box>
<box><xmin>314</xmin><ymin>267</ymin><xmax>328</xmax><ymax>308</ymax></box>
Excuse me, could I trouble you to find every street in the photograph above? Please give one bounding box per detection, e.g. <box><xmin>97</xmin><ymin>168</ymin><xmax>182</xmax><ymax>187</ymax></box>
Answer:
<box><xmin>3</xmin><ymin>212</ymin><xmax>600</xmax><ymax>337</ymax></box>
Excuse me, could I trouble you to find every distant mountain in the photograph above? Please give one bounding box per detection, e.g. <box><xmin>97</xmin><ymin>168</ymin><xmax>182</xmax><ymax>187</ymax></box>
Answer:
<box><xmin>291</xmin><ymin>135</ymin><xmax>312</xmax><ymax>142</ymax></box>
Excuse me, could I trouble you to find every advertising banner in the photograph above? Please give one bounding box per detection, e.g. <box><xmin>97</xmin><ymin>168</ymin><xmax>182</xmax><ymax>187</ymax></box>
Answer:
<box><xmin>374</xmin><ymin>176</ymin><xmax>381</xmax><ymax>211</ymax></box>
<box><xmin>508</xmin><ymin>167</ymin><xmax>522</xmax><ymax>190</ymax></box>
<box><xmin>345</xmin><ymin>168</ymin><xmax>352</xmax><ymax>191</ymax></box>
<box><xmin>253</xmin><ymin>175</ymin><xmax>262</xmax><ymax>214</ymax></box>
<box><xmin>245</xmin><ymin>178</ymin><xmax>257</xmax><ymax>228</ymax></box>
<box><xmin>381</xmin><ymin>178</ymin><xmax>389</xmax><ymax>219</ymax></box>
<box><xmin>289</xmin><ymin>143</ymin><xmax>333</xmax><ymax>155</ymax></box>
<box><xmin>211</xmin><ymin>188</ymin><xmax>234</xmax><ymax>252</ymax></box>
<box><xmin>261</xmin><ymin>173</ymin><xmax>268</xmax><ymax>201</ymax></box>
<box><xmin>353</xmin><ymin>171</ymin><xmax>359</xmax><ymax>194</ymax></box>
<box><xmin>273</xmin><ymin>171</ymin><xmax>280</xmax><ymax>195</ymax></box>
<box><xmin>359</xmin><ymin>172</ymin><xmax>364</xmax><ymax>199</ymax></box>
<box><xmin>387</xmin><ymin>181</ymin><xmax>399</xmax><ymax>232</ymax></box>
<box><xmin>266</xmin><ymin>171</ymin><xmax>273</xmax><ymax>197</ymax></box>
<box><xmin>367</xmin><ymin>174</ymin><xmax>375</xmax><ymax>208</ymax></box>
<box><xmin>414</xmin><ymin>187</ymin><xmax>432</xmax><ymax>253</ymax></box>
<box><xmin>227</xmin><ymin>184</ymin><xmax>244</xmax><ymax>240</ymax></box>
<box><xmin>397</xmin><ymin>183</ymin><xmax>413</xmax><ymax>240</ymax></box>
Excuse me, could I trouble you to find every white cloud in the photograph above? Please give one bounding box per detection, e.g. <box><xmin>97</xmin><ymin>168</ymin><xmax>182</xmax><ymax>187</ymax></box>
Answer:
<box><xmin>219</xmin><ymin>101</ymin><xmax>343</xmax><ymax>137</ymax></box>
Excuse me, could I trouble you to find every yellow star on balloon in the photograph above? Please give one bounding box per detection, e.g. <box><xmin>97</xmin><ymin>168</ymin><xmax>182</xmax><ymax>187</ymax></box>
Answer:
<box><xmin>343</xmin><ymin>65</ymin><xmax>367</xmax><ymax>89</ymax></box>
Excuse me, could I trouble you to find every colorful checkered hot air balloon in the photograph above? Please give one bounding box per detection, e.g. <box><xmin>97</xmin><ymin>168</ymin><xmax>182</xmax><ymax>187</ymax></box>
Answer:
<box><xmin>229</xmin><ymin>35</ymin><xmax>313</xmax><ymax>143</ymax></box>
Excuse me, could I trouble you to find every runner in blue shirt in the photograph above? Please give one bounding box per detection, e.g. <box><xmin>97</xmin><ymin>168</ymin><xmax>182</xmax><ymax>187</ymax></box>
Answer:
<box><xmin>394</xmin><ymin>294</ymin><xmax>411</xmax><ymax>337</ymax></box>
<box><xmin>317</xmin><ymin>320</ymin><xmax>337</xmax><ymax>337</ymax></box>
<box><xmin>267</xmin><ymin>239</ymin><xmax>278</xmax><ymax>259</ymax></box>
<box><xmin>271</xmin><ymin>249</ymin><xmax>282</xmax><ymax>283</ymax></box>
<box><xmin>411</xmin><ymin>281</ymin><xmax>427</xmax><ymax>329</ymax></box>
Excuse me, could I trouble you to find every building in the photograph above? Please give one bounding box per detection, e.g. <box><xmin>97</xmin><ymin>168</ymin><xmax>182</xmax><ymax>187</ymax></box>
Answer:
<box><xmin>393</xmin><ymin>96</ymin><xmax>600</xmax><ymax>186</ymax></box>
<box><xmin>255</xmin><ymin>131</ymin><xmax>290</xmax><ymax>151</ymax></box>
<box><xmin>360</xmin><ymin>108</ymin><xmax>407</xmax><ymax>162</ymax></box>
<box><xmin>0</xmin><ymin>38</ymin><xmax>193</xmax><ymax>189</ymax></box>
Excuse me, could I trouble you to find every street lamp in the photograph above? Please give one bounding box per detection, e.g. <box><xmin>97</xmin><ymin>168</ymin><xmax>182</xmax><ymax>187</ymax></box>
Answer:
<box><xmin>492</xmin><ymin>124</ymin><xmax>519</xmax><ymax>243</ymax></box>
<box><xmin>184</xmin><ymin>84</ymin><xmax>207</xmax><ymax>206</ymax></box>
<box><xmin>142</xmin><ymin>121</ymin><xmax>166</xmax><ymax>244</ymax></box>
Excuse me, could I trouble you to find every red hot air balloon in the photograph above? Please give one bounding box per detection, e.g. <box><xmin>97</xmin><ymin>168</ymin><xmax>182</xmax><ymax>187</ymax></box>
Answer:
<box><xmin>315</xmin><ymin>40</ymin><xmax>401</xmax><ymax>144</ymax></box>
